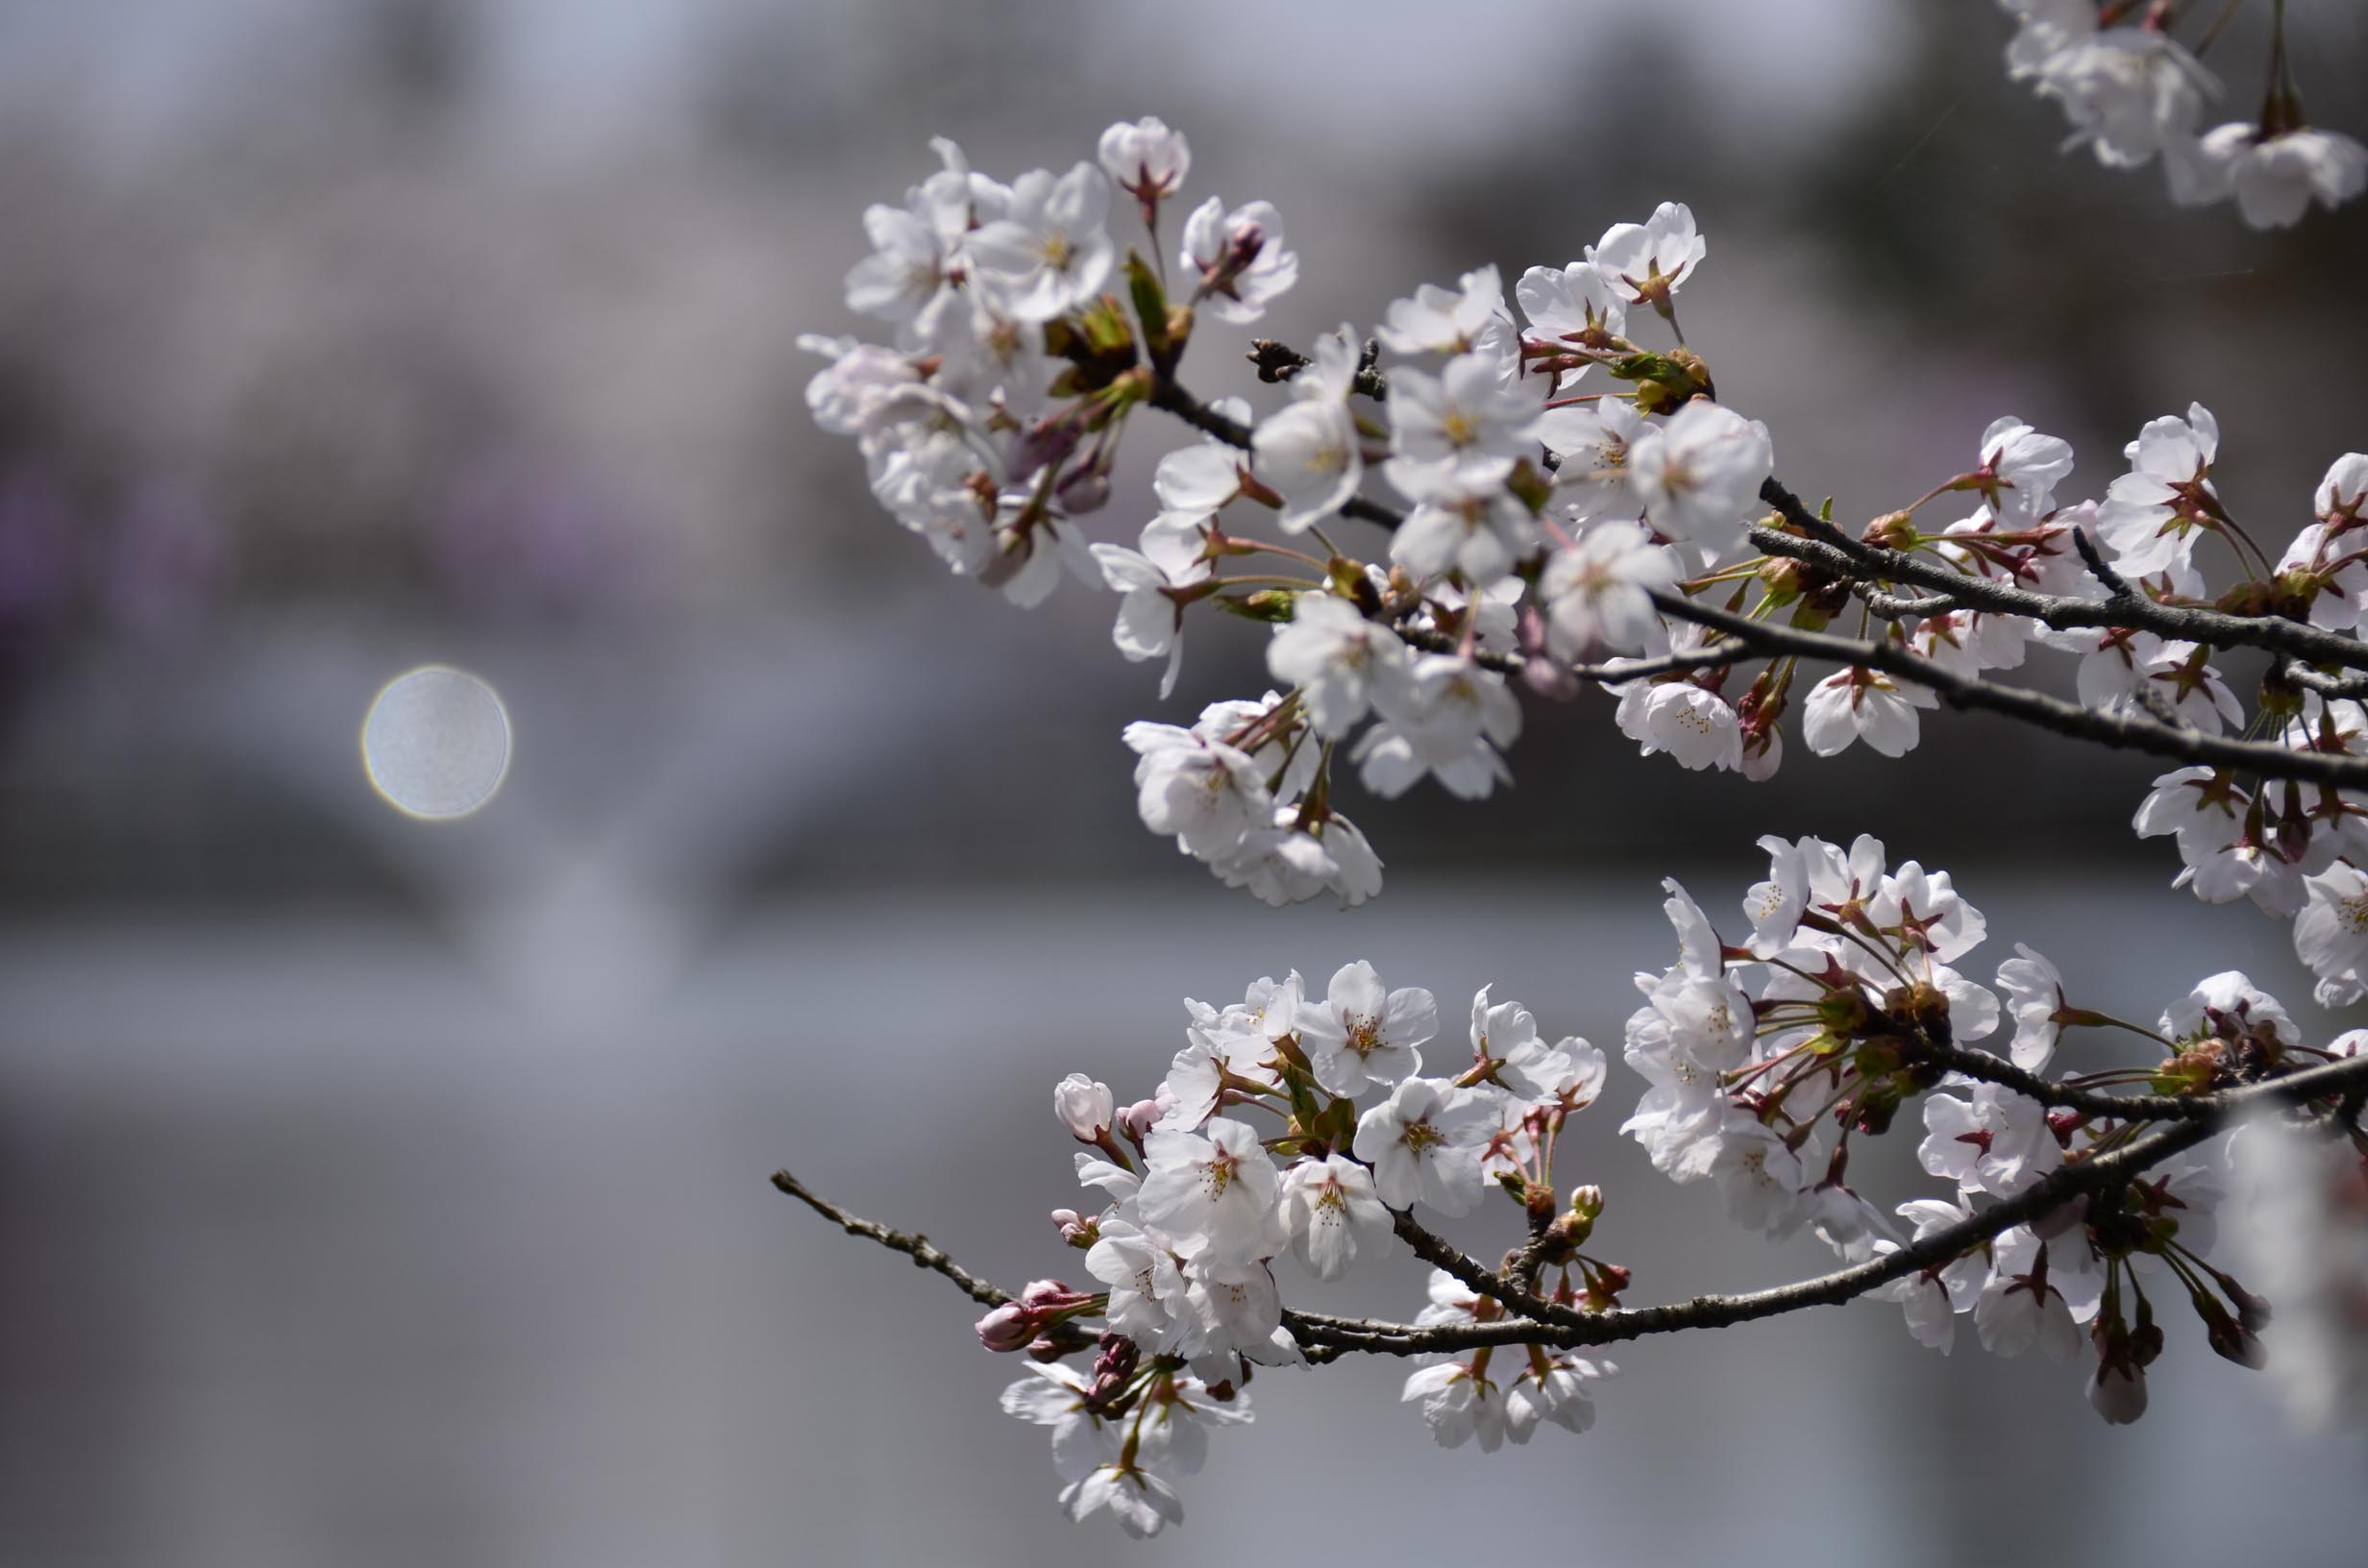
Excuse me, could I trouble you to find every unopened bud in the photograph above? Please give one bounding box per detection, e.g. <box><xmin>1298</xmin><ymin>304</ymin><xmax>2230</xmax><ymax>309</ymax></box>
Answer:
<box><xmin>1054</xmin><ymin>1072</ymin><xmax>1117</xmax><ymax>1142</ymax></box>
<box><xmin>1119</xmin><ymin>1098</ymin><xmax>1164</xmax><ymax>1142</ymax></box>
<box><xmin>1024</xmin><ymin>1334</ymin><xmax>1068</xmax><ymax>1363</ymax></box>
<box><xmin>1055</xmin><ymin>466</ymin><xmax>1112</xmax><ymax>515</ymax></box>
<box><xmin>974</xmin><ymin>1303</ymin><xmax>1035</xmax><ymax>1353</ymax></box>
<box><xmin>1021</xmin><ymin>1279</ymin><xmax>1092</xmax><ymax>1312</ymax></box>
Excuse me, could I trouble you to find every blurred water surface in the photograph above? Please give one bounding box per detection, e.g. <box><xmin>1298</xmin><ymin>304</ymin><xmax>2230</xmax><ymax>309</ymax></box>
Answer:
<box><xmin>3</xmin><ymin>875</ymin><xmax>2360</xmax><ymax>1566</ymax></box>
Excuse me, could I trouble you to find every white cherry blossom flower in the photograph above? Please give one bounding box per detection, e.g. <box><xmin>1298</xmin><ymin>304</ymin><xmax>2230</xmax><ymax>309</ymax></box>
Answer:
<box><xmin>1278</xmin><ymin>1155</ymin><xmax>1392</xmax><ymax>1281</ymax></box>
<box><xmin>2316</xmin><ymin>453</ymin><xmax>2368</xmax><ymax>527</ymax></box>
<box><xmin>1801</xmin><ymin>666</ymin><xmax>1932</xmax><ymax>758</ymax></box>
<box><xmin>1138</xmin><ymin>1116</ymin><xmax>1285</xmax><ymax>1262</ymax></box>
<box><xmin>968</xmin><ymin>162</ymin><xmax>1116</xmax><ymax>322</ymax></box>
<box><xmin>1266</xmin><ymin>593</ymin><xmax>1414</xmax><ymax>738</ymax></box>
<box><xmin>1401</xmin><ymin>1360</ymin><xmax>1509</xmax><ymax>1451</ymax></box>
<box><xmin>1349</xmin><ymin>651</ymin><xmax>1521</xmax><ymax>801</ymax></box>
<box><xmin>1060</xmin><ymin>1458</ymin><xmax>1185</xmax><ymax>1537</ymax></box>
<box><xmin>1091</xmin><ymin>515</ymin><xmax>1210</xmax><ymax>698</ymax></box>
<box><xmin>1971</xmin><ymin>415</ymin><xmax>2077</xmax><ymax>524</ymax></box>
<box><xmin>1298</xmin><ymin>960</ymin><xmax>1437</xmax><ymax>1096</ymax></box>
<box><xmin>1541</xmin><ymin>398</ymin><xmax>1651</xmax><ymax>522</ymax></box>
<box><xmin>2028</xmin><ymin>27</ymin><xmax>2212</xmax><ymax>172</ymax></box>
<box><xmin>1871</xmin><ymin>1197</ymin><xmax>1985</xmax><ymax>1353</ymax></box>
<box><xmin>1504</xmin><ymin>1355</ymin><xmax>1613</xmax><ymax>1440</ymax></box>
<box><xmin>1587</xmin><ymin>202</ymin><xmax>1707</xmax><ymax>310</ymax></box>
<box><xmin>1616</xmin><ymin>672</ymin><xmax>1743</xmax><ymax>772</ymax></box>
<box><xmin>1539</xmin><ymin>521</ymin><xmax>1674</xmax><ymax>657</ymax></box>
<box><xmin>2296</xmin><ymin>863</ymin><xmax>2368</xmax><ymax>993</ymax></box>
<box><xmin>2186</xmin><ymin>123</ymin><xmax>2368</xmax><ymax>230</ymax></box>
<box><xmin>1516</xmin><ymin>261</ymin><xmax>1627</xmax><ymax>347</ymax></box>
<box><xmin>1122</xmin><ymin>723</ymin><xmax>1275</xmax><ymax>861</ymax></box>
<box><xmin>1387</xmin><ymin>353</ymin><xmax>1542</xmax><ymax>472</ymax></box>
<box><xmin>1098</xmin><ymin>116</ymin><xmax>1192</xmax><ymax>206</ymax></box>
<box><xmin>1180</xmin><ymin>197</ymin><xmax>1298</xmax><ymax>324</ymax></box>
<box><xmin>2158</xmin><ymin>970</ymin><xmax>2298</xmax><ymax>1051</ymax></box>
<box><xmin>1627</xmin><ymin>400</ymin><xmax>1772</xmax><ymax>557</ymax></box>
<box><xmin>1353</xmin><ymin>1077</ymin><xmax>1495</xmax><ymax>1215</ymax></box>
<box><xmin>1253</xmin><ymin>399</ymin><xmax>1364</xmax><ymax>533</ymax></box>
<box><xmin>1974</xmin><ymin>1228</ymin><xmax>2083</xmax><ymax>1360</ymax></box>
<box><xmin>1919</xmin><ymin>1084</ymin><xmax>2061</xmax><ymax>1198</ymax></box>
<box><xmin>2094</xmin><ymin>403</ymin><xmax>2221</xmax><ymax>577</ymax></box>
<box><xmin>1374</xmin><ymin>265</ymin><xmax>1514</xmax><ymax>358</ymax></box>
<box><xmin>1386</xmin><ymin>459</ymin><xmax>1541</xmax><ymax>586</ymax></box>
<box><xmin>1995</xmin><ymin>943</ymin><xmax>2069</xmax><ymax>1071</ymax></box>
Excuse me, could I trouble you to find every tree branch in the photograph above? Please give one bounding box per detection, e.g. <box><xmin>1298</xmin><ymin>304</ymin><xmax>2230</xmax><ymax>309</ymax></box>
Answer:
<box><xmin>770</xmin><ymin>1169</ymin><xmax>1094</xmax><ymax>1350</ymax></box>
<box><xmin>1646</xmin><ymin>588</ymin><xmax>2368</xmax><ymax>790</ymax></box>
<box><xmin>1145</xmin><ymin>377</ymin><xmax>1401</xmax><ymax>527</ymax></box>
<box><xmin>1754</xmin><ymin>478</ymin><xmax>2368</xmax><ymax>672</ymax></box>
<box><xmin>776</xmin><ymin>1053</ymin><xmax>2368</xmax><ymax>1364</ymax></box>
<box><xmin>1911</xmin><ymin>1041</ymin><xmax>2217</xmax><ymax>1120</ymax></box>
<box><xmin>1271</xmin><ymin>1050</ymin><xmax>2368</xmax><ymax>1357</ymax></box>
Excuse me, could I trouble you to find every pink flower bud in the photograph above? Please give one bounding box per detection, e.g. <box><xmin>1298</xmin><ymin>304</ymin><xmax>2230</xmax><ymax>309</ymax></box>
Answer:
<box><xmin>1020</xmin><ymin>1279</ymin><xmax>1092</xmax><ymax>1312</ymax></box>
<box><xmin>1056</xmin><ymin>467</ymin><xmax>1112</xmax><ymax>515</ymax></box>
<box><xmin>1119</xmin><ymin>1098</ymin><xmax>1164</xmax><ymax>1142</ymax></box>
<box><xmin>1024</xmin><ymin>1334</ymin><xmax>1068</xmax><ymax>1362</ymax></box>
<box><xmin>974</xmin><ymin>1303</ymin><xmax>1035</xmax><ymax>1353</ymax></box>
<box><xmin>1054</xmin><ymin>1073</ymin><xmax>1117</xmax><ymax>1142</ymax></box>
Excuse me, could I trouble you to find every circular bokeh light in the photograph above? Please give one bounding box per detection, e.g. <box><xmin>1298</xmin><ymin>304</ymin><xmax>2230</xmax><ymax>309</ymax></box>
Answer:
<box><xmin>360</xmin><ymin>666</ymin><xmax>512</xmax><ymax>820</ymax></box>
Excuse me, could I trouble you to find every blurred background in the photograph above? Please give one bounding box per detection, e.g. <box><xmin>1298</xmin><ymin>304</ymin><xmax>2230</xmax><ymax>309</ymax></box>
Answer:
<box><xmin>2</xmin><ymin>1</ymin><xmax>2364</xmax><ymax>1562</ymax></box>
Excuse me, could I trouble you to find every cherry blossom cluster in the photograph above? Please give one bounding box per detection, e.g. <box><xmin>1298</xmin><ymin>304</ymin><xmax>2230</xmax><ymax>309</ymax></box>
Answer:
<box><xmin>1998</xmin><ymin>0</ymin><xmax>2366</xmax><ymax>228</ymax></box>
<box><xmin>836</xmin><ymin>840</ymin><xmax>2368</xmax><ymax>1537</ymax></box>
<box><xmin>1631</xmin><ymin>837</ymin><xmax>2331</xmax><ymax>1421</ymax></box>
<box><xmin>805</xmin><ymin>119</ymin><xmax>2368</xmax><ymax>942</ymax></box>
<box><xmin>782</xmin><ymin>114</ymin><xmax>2368</xmax><ymax>1534</ymax></box>
<box><xmin>983</xmin><ymin>963</ymin><xmax>1614</xmax><ymax>1532</ymax></box>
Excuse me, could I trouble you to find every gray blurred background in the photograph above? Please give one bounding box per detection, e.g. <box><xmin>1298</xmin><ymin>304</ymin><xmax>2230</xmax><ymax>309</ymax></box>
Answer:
<box><xmin>3</xmin><ymin>2</ymin><xmax>2365</xmax><ymax>1563</ymax></box>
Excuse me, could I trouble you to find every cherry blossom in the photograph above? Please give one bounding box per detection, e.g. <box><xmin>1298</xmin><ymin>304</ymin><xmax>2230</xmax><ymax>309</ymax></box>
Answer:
<box><xmin>1098</xmin><ymin>116</ymin><xmax>1192</xmax><ymax>208</ymax></box>
<box><xmin>1180</xmin><ymin>197</ymin><xmax>1299</xmax><ymax>324</ymax></box>
<box><xmin>967</xmin><ymin>161</ymin><xmax>1115</xmax><ymax>323</ymax></box>
<box><xmin>1626</xmin><ymin>400</ymin><xmax>1773</xmax><ymax>557</ymax></box>
<box><xmin>1297</xmin><ymin>960</ymin><xmax>1437</xmax><ymax>1096</ymax></box>
<box><xmin>1353</xmin><ymin>1077</ymin><xmax>1495</xmax><ymax>1215</ymax></box>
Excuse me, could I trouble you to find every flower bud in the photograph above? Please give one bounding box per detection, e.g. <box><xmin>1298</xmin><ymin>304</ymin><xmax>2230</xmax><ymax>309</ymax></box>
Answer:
<box><xmin>1021</xmin><ymin>1279</ymin><xmax>1093</xmax><ymax>1312</ymax></box>
<box><xmin>974</xmin><ymin>1303</ymin><xmax>1035</xmax><ymax>1353</ymax></box>
<box><xmin>1054</xmin><ymin>1072</ymin><xmax>1117</xmax><ymax>1142</ymax></box>
<box><xmin>1024</xmin><ymin>1335</ymin><xmax>1068</xmax><ymax>1363</ymax></box>
<box><xmin>1098</xmin><ymin>117</ymin><xmax>1191</xmax><ymax>204</ymax></box>
<box><xmin>1119</xmin><ymin>1097</ymin><xmax>1165</xmax><ymax>1143</ymax></box>
<box><xmin>1050</xmin><ymin>1208</ymin><xmax>1098</xmax><ymax>1248</ymax></box>
<box><xmin>1056</xmin><ymin>466</ymin><xmax>1112</xmax><ymax>515</ymax></box>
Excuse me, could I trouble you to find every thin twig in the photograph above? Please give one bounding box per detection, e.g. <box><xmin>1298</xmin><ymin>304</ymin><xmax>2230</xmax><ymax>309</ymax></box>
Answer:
<box><xmin>776</xmin><ymin>1053</ymin><xmax>2368</xmax><ymax>1363</ymax></box>
<box><xmin>1646</xmin><ymin>588</ymin><xmax>2368</xmax><ymax>790</ymax></box>
<box><xmin>1754</xmin><ymin>479</ymin><xmax>2368</xmax><ymax>672</ymax></box>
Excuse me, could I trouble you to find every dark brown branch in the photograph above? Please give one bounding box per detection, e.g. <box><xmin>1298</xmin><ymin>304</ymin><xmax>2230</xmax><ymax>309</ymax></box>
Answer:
<box><xmin>770</xmin><ymin>1170</ymin><xmax>1094</xmax><ymax>1351</ymax></box>
<box><xmin>1912</xmin><ymin>1041</ymin><xmax>2216</xmax><ymax>1120</ymax></box>
<box><xmin>1393</xmin><ymin>621</ymin><xmax>1752</xmax><ymax>685</ymax></box>
<box><xmin>2282</xmin><ymin>660</ymin><xmax>2368</xmax><ymax>699</ymax></box>
<box><xmin>1645</xmin><ymin>588</ymin><xmax>2368</xmax><ymax>790</ymax></box>
<box><xmin>1141</xmin><ymin>373</ymin><xmax>2367</xmax><ymax>777</ymax></box>
<box><xmin>777</xmin><ymin>1054</ymin><xmax>2368</xmax><ymax>1363</ymax></box>
<box><xmin>1277</xmin><ymin>1049</ymin><xmax>2368</xmax><ymax>1358</ymax></box>
<box><xmin>1145</xmin><ymin>377</ymin><xmax>1400</xmax><ymax>527</ymax></box>
<box><xmin>1753</xmin><ymin>478</ymin><xmax>2368</xmax><ymax>672</ymax></box>
<box><xmin>1856</xmin><ymin>584</ymin><xmax>1961</xmax><ymax>620</ymax></box>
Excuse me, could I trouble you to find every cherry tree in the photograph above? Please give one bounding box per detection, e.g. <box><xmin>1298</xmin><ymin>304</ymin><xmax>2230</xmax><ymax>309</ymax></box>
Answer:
<box><xmin>781</xmin><ymin>6</ymin><xmax>2368</xmax><ymax>1538</ymax></box>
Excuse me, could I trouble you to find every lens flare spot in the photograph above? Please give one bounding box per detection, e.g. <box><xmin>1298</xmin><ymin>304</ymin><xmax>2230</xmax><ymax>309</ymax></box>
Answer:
<box><xmin>360</xmin><ymin>666</ymin><xmax>511</xmax><ymax>821</ymax></box>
